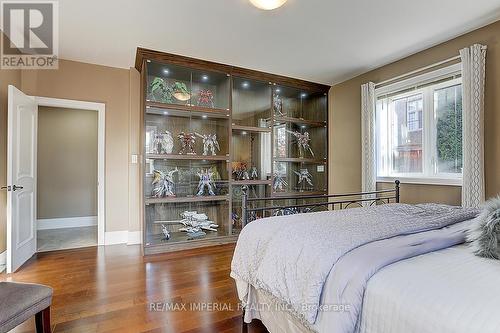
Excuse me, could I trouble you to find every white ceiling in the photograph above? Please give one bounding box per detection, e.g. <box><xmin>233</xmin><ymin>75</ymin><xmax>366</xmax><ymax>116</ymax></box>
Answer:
<box><xmin>59</xmin><ymin>0</ymin><xmax>500</xmax><ymax>85</ymax></box>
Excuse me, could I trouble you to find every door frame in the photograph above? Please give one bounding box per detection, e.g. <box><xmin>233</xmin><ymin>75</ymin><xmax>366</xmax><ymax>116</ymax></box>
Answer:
<box><xmin>35</xmin><ymin>97</ymin><xmax>106</xmax><ymax>246</ymax></box>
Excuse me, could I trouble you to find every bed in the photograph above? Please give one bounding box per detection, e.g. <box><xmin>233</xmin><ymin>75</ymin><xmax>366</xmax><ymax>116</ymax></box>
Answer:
<box><xmin>231</xmin><ymin>182</ymin><xmax>500</xmax><ymax>333</ymax></box>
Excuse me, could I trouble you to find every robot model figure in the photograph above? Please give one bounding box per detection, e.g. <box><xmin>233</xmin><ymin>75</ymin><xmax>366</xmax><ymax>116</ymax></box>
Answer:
<box><xmin>151</xmin><ymin>131</ymin><xmax>174</xmax><ymax>154</ymax></box>
<box><xmin>196</xmin><ymin>168</ymin><xmax>216</xmax><ymax>196</ymax></box>
<box><xmin>179</xmin><ymin>211</ymin><xmax>219</xmax><ymax>232</ymax></box>
<box><xmin>273</xmin><ymin>93</ymin><xmax>284</xmax><ymax>116</ymax></box>
<box><xmin>286</xmin><ymin>130</ymin><xmax>315</xmax><ymax>158</ymax></box>
<box><xmin>178</xmin><ymin>132</ymin><xmax>196</xmax><ymax>155</ymax></box>
<box><xmin>161</xmin><ymin>224</ymin><xmax>171</xmax><ymax>241</ymax></box>
<box><xmin>250</xmin><ymin>166</ymin><xmax>259</xmax><ymax>180</ymax></box>
<box><xmin>151</xmin><ymin>168</ymin><xmax>178</xmax><ymax>197</ymax></box>
<box><xmin>232</xmin><ymin>162</ymin><xmax>249</xmax><ymax>181</ymax></box>
<box><xmin>294</xmin><ymin>169</ymin><xmax>314</xmax><ymax>190</ymax></box>
<box><xmin>273</xmin><ymin>172</ymin><xmax>288</xmax><ymax>192</ymax></box>
<box><xmin>195</xmin><ymin>132</ymin><xmax>220</xmax><ymax>156</ymax></box>
<box><xmin>197</xmin><ymin>89</ymin><xmax>215</xmax><ymax>108</ymax></box>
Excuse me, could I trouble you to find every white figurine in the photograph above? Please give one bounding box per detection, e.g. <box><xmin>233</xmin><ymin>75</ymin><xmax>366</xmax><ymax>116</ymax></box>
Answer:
<box><xmin>151</xmin><ymin>168</ymin><xmax>178</xmax><ymax>197</ymax></box>
<box><xmin>286</xmin><ymin>130</ymin><xmax>315</xmax><ymax>158</ymax></box>
<box><xmin>151</xmin><ymin>131</ymin><xmax>174</xmax><ymax>154</ymax></box>
<box><xmin>273</xmin><ymin>172</ymin><xmax>288</xmax><ymax>192</ymax></box>
<box><xmin>294</xmin><ymin>169</ymin><xmax>314</xmax><ymax>189</ymax></box>
<box><xmin>195</xmin><ymin>132</ymin><xmax>220</xmax><ymax>156</ymax></box>
<box><xmin>179</xmin><ymin>211</ymin><xmax>219</xmax><ymax>232</ymax></box>
<box><xmin>196</xmin><ymin>169</ymin><xmax>216</xmax><ymax>196</ymax></box>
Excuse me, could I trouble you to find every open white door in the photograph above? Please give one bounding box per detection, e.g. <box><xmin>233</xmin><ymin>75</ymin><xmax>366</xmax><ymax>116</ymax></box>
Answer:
<box><xmin>5</xmin><ymin>86</ymin><xmax>38</xmax><ymax>273</ymax></box>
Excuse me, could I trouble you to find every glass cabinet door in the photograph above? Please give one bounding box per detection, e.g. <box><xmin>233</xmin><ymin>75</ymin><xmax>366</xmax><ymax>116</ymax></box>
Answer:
<box><xmin>273</xmin><ymin>120</ymin><xmax>327</xmax><ymax>160</ymax></box>
<box><xmin>273</xmin><ymin>85</ymin><xmax>327</xmax><ymax>123</ymax></box>
<box><xmin>146</xmin><ymin>60</ymin><xmax>231</xmax><ymax>111</ymax></box>
<box><xmin>232</xmin><ymin>77</ymin><xmax>272</xmax><ymax>128</ymax></box>
<box><xmin>273</xmin><ymin>161</ymin><xmax>327</xmax><ymax>195</ymax></box>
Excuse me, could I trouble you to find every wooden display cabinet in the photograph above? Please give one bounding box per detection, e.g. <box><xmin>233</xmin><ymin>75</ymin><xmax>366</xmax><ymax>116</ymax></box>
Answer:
<box><xmin>136</xmin><ymin>48</ymin><xmax>329</xmax><ymax>254</ymax></box>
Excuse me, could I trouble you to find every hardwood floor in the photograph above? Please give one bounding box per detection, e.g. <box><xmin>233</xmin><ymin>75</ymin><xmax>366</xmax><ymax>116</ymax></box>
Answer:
<box><xmin>1</xmin><ymin>244</ymin><xmax>268</xmax><ymax>333</ymax></box>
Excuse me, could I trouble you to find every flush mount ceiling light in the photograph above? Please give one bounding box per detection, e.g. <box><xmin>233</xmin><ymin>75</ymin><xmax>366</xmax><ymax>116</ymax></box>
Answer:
<box><xmin>249</xmin><ymin>0</ymin><xmax>288</xmax><ymax>10</ymax></box>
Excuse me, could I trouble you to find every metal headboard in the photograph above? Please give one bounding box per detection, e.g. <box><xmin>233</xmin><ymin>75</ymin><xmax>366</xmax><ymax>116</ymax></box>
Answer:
<box><xmin>241</xmin><ymin>180</ymin><xmax>400</xmax><ymax>227</ymax></box>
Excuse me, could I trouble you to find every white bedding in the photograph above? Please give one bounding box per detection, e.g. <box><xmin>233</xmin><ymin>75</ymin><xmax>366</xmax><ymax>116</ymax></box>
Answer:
<box><xmin>241</xmin><ymin>244</ymin><xmax>500</xmax><ymax>333</ymax></box>
<box><xmin>358</xmin><ymin>244</ymin><xmax>500</xmax><ymax>333</ymax></box>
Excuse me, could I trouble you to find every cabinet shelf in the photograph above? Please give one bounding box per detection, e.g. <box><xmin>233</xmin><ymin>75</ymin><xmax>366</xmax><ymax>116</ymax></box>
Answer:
<box><xmin>232</xmin><ymin>125</ymin><xmax>272</xmax><ymax>133</ymax></box>
<box><xmin>274</xmin><ymin>157</ymin><xmax>327</xmax><ymax>164</ymax></box>
<box><xmin>145</xmin><ymin>195</ymin><xmax>229</xmax><ymax>204</ymax></box>
<box><xmin>274</xmin><ymin>116</ymin><xmax>326</xmax><ymax>128</ymax></box>
<box><xmin>146</xmin><ymin>154</ymin><xmax>229</xmax><ymax>161</ymax></box>
<box><xmin>146</xmin><ymin>101</ymin><xmax>230</xmax><ymax>117</ymax></box>
<box><xmin>231</xmin><ymin>180</ymin><xmax>272</xmax><ymax>186</ymax></box>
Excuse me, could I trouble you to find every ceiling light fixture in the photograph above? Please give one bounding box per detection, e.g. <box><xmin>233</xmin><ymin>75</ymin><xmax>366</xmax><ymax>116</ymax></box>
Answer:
<box><xmin>249</xmin><ymin>0</ymin><xmax>288</xmax><ymax>10</ymax></box>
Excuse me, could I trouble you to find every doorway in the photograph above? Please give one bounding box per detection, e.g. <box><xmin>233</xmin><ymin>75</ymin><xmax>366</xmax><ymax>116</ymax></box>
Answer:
<box><xmin>5</xmin><ymin>87</ymin><xmax>105</xmax><ymax>272</ymax></box>
<box><xmin>36</xmin><ymin>106</ymin><xmax>98</xmax><ymax>252</ymax></box>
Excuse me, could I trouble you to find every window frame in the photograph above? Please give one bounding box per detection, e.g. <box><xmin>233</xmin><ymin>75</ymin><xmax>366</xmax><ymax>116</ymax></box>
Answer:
<box><xmin>375</xmin><ymin>64</ymin><xmax>463</xmax><ymax>186</ymax></box>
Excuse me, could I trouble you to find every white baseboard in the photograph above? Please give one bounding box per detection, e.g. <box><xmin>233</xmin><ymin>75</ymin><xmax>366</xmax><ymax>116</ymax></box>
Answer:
<box><xmin>0</xmin><ymin>251</ymin><xmax>6</xmax><ymax>273</ymax></box>
<box><xmin>37</xmin><ymin>216</ymin><xmax>97</xmax><ymax>230</ymax></box>
<box><xmin>127</xmin><ymin>231</ymin><xmax>142</xmax><ymax>245</ymax></box>
<box><xmin>105</xmin><ymin>231</ymin><xmax>142</xmax><ymax>245</ymax></box>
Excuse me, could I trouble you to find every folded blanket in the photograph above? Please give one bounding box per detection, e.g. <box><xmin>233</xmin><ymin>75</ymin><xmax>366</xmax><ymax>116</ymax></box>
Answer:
<box><xmin>231</xmin><ymin>203</ymin><xmax>478</xmax><ymax>327</ymax></box>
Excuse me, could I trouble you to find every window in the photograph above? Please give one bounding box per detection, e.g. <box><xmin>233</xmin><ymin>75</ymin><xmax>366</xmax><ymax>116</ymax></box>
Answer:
<box><xmin>376</xmin><ymin>69</ymin><xmax>463</xmax><ymax>185</ymax></box>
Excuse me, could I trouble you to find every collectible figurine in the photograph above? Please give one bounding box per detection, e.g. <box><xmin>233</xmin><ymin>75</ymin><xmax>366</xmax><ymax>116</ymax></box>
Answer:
<box><xmin>273</xmin><ymin>93</ymin><xmax>284</xmax><ymax>116</ymax></box>
<box><xmin>151</xmin><ymin>168</ymin><xmax>178</xmax><ymax>197</ymax></box>
<box><xmin>250</xmin><ymin>166</ymin><xmax>259</xmax><ymax>180</ymax></box>
<box><xmin>286</xmin><ymin>130</ymin><xmax>315</xmax><ymax>158</ymax></box>
<box><xmin>294</xmin><ymin>169</ymin><xmax>314</xmax><ymax>190</ymax></box>
<box><xmin>178</xmin><ymin>132</ymin><xmax>196</xmax><ymax>155</ymax></box>
<box><xmin>179</xmin><ymin>211</ymin><xmax>219</xmax><ymax>233</ymax></box>
<box><xmin>232</xmin><ymin>162</ymin><xmax>247</xmax><ymax>181</ymax></box>
<box><xmin>273</xmin><ymin>172</ymin><xmax>288</xmax><ymax>192</ymax></box>
<box><xmin>196</xmin><ymin>169</ymin><xmax>216</xmax><ymax>196</ymax></box>
<box><xmin>151</xmin><ymin>130</ymin><xmax>174</xmax><ymax>154</ymax></box>
<box><xmin>195</xmin><ymin>132</ymin><xmax>220</xmax><ymax>156</ymax></box>
<box><xmin>197</xmin><ymin>89</ymin><xmax>215</xmax><ymax>108</ymax></box>
<box><xmin>161</xmin><ymin>224</ymin><xmax>171</xmax><ymax>241</ymax></box>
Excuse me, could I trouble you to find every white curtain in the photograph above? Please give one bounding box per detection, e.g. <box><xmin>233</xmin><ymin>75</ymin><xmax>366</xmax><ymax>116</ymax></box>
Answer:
<box><xmin>460</xmin><ymin>44</ymin><xmax>487</xmax><ymax>208</ymax></box>
<box><xmin>361</xmin><ymin>82</ymin><xmax>376</xmax><ymax>193</ymax></box>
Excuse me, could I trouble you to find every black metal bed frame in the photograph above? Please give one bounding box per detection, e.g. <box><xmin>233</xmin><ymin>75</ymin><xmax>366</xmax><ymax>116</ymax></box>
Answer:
<box><xmin>241</xmin><ymin>180</ymin><xmax>400</xmax><ymax>228</ymax></box>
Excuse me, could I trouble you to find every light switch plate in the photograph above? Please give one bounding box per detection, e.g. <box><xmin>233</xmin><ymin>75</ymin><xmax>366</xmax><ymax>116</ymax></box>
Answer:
<box><xmin>131</xmin><ymin>154</ymin><xmax>138</xmax><ymax>164</ymax></box>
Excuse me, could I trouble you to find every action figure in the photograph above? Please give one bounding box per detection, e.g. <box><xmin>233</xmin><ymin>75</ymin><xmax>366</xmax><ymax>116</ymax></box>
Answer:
<box><xmin>197</xmin><ymin>89</ymin><xmax>215</xmax><ymax>108</ymax></box>
<box><xmin>151</xmin><ymin>168</ymin><xmax>178</xmax><ymax>197</ymax></box>
<box><xmin>178</xmin><ymin>132</ymin><xmax>196</xmax><ymax>155</ymax></box>
<box><xmin>179</xmin><ymin>211</ymin><xmax>219</xmax><ymax>232</ymax></box>
<box><xmin>273</xmin><ymin>93</ymin><xmax>284</xmax><ymax>116</ymax></box>
<box><xmin>286</xmin><ymin>130</ymin><xmax>315</xmax><ymax>158</ymax></box>
<box><xmin>195</xmin><ymin>132</ymin><xmax>220</xmax><ymax>156</ymax></box>
<box><xmin>151</xmin><ymin>131</ymin><xmax>174</xmax><ymax>154</ymax></box>
<box><xmin>161</xmin><ymin>224</ymin><xmax>171</xmax><ymax>241</ymax></box>
<box><xmin>273</xmin><ymin>172</ymin><xmax>288</xmax><ymax>192</ymax></box>
<box><xmin>250</xmin><ymin>166</ymin><xmax>259</xmax><ymax>180</ymax></box>
<box><xmin>196</xmin><ymin>169</ymin><xmax>216</xmax><ymax>196</ymax></box>
<box><xmin>294</xmin><ymin>169</ymin><xmax>313</xmax><ymax>190</ymax></box>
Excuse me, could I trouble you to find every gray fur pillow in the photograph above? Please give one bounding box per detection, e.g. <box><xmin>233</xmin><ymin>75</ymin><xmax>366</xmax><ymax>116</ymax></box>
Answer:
<box><xmin>467</xmin><ymin>196</ymin><xmax>500</xmax><ymax>259</ymax></box>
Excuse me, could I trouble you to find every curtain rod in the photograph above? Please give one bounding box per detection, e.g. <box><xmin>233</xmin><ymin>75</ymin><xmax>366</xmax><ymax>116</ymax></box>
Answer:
<box><xmin>374</xmin><ymin>55</ymin><xmax>461</xmax><ymax>88</ymax></box>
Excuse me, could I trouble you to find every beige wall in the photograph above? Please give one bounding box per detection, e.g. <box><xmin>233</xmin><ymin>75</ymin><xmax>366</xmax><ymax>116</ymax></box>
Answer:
<box><xmin>0</xmin><ymin>58</ymin><xmax>141</xmax><ymax>252</ymax></box>
<box><xmin>329</xmin><ymin>20</ymin><xmax>500</xmax><ymax>204</ymax></box>
<box><xmin>37</xmin><ymin>106</ymin><xmax>98</xmax><ymax>219</ymax></box>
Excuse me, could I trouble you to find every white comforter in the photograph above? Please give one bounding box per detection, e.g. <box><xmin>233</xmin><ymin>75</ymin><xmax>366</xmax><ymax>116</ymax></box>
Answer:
<box><xmin>231</xmin><ymin>204</ymin><xmax>478</xmax><ymax>327</ymax></box>
<box><xmin>358</xmin><ymin>244</ymin><xmax>500</xmax><ymax>333</ymax></box>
